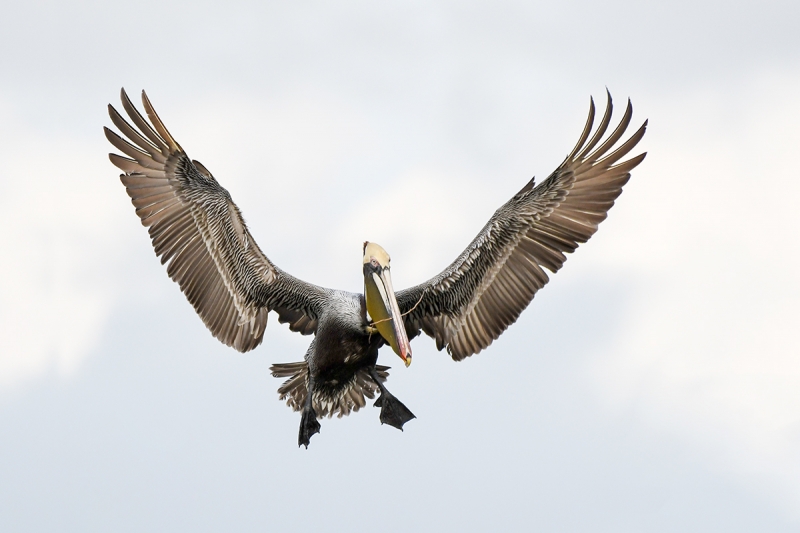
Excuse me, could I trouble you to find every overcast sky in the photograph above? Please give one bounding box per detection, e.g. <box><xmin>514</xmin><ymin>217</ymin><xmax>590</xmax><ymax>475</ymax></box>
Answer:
<box><xmin>1</xmin><ymin>1</ymin><xmax>799</xmax><ymax>531</ymax></box>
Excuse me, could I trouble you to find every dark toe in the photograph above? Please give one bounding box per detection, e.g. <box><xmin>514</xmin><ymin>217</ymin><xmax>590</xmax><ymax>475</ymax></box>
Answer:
<box><xmin>378</xmin><ymin>395</ymin><xmax>416</xmax><ymax>431</ymax></box>
<box><xmin>298</xmin><ymin>409</ymin><xmax>321</xmax><ymax>448</ymax></box>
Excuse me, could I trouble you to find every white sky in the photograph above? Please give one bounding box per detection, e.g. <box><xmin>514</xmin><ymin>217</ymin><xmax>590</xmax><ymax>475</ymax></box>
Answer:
<box><xmin>1</xmin><ymin>1</ymin><xmax>799</xmax><ymax>531</ymax></box>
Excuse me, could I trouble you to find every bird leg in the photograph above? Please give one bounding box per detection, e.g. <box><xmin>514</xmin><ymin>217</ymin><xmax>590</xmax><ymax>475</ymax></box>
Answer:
<box><xmin>298</xmin><ymin>377</ymin><xmax>320</xmax><ymax>448</ymax></box>
<box><xmin>369</xmin><ymin>367</ymin><xmax>416</xmax><ymax>430</ymax></box>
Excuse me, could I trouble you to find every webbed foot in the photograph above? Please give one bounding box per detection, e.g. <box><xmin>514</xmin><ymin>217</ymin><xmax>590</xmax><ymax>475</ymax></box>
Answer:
<box><xmin>374</xmin><ymin>393</ymin><xmax>416</xmax><ymax>430</ymax></box>
<box><xmin>298</xmin><ymin>407</ymin><xmax>320</xmax><ymax>448</ymax></box>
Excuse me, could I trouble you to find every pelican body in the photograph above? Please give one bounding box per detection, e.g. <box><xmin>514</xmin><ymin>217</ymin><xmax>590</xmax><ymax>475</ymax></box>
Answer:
<box><xmin>272</xmin><ymin>244</ymin><xmax>415</xmax><ymax>444</ymax></box>
<box><xmin>105</xmin><ymin>89</ymin><xmax>647</xmax><ymax>447</ymax></box>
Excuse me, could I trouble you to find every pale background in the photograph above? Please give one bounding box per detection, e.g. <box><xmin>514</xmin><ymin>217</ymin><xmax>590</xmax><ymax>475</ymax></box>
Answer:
<box><xmin>1</xmin><ymin>1</ymin><xmax>799</xmax><ymax>531</ymax></box>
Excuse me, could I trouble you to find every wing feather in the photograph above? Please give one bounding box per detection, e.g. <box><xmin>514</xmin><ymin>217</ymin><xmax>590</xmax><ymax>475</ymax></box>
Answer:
<box><xmin>398</xmin><ymin>92</ymin><xmax>647</xmax><ymax>360</ymax></box>
<box><xmin>107</xmin><ymin>89</ymin><xmax>329</xmax><ymax>351</ymax></box>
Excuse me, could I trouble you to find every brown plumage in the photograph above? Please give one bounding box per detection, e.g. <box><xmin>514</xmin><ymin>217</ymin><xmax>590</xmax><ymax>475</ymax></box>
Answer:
<box><xmin>398</xmin><ymin>92</ymin><xmax>647</xmax><ymax>360</ymax></box>
<box><xmin>106</xmin><ymin>89</ymin><xmax>646</xmax><ymax>446</ymax></box>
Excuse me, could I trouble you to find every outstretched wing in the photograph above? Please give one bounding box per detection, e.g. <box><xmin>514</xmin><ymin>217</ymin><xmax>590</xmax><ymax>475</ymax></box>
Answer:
<box><xmin>397</xmin><ymin>92</ymin><xmax>647</xmax><ymax>360</ymax></box>
<box><xmin>105</xmin><ymin>89</ymin><xmax>329</xmax><ymax>352</ymax></box>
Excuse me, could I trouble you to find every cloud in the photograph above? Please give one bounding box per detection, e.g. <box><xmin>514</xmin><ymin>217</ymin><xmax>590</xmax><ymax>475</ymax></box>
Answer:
<box><xmin>329</xmin><ymin>166</ymin><xmax>494</xmax><ymax>289</ymax></box>
<box><xmin>589</xmin><ymin>69</ymin><xmax>800</xmax><ymax>513</ymax></box>
<box><xmin>0</xmin><ymin>101</ymin><xmax>130</xmax><ymax>391</ymax></box>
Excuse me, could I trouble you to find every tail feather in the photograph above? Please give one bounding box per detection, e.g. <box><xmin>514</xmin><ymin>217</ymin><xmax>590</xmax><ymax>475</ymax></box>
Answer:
<box><xmin>270</xmin><ymin>362</ymin><xmax>390</xmax><ymax>418</ymax></box>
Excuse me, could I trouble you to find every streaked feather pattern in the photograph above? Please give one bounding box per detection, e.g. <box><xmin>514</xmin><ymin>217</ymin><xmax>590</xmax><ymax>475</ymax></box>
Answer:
<box><xmin>397</xmin><ymin>91</ymin><xmax>647</xmax><ymax>360</ymax></box>
<box><xmin>271</xmin><ymin>362</ymin><xmax>390</xmax><ymax>418</ymax></box>
<box><xmin>106</xmin><ymin>89</ymin><xmax>328</xmax><ymax>352</ymax></box>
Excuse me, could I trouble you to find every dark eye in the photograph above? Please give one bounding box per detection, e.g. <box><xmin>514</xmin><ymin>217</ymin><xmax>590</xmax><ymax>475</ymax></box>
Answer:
<box><xmin>371</xmin><ymin>258</ymin><xmax>380</xmax><ymax>268</ymax></box>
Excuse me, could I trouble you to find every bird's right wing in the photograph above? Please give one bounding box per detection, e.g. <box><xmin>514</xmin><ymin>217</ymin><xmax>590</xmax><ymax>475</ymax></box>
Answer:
<box><xmin>105</xmin><ymin>89</ymin><xmax>329</xmax><ymax>352</ymax></box>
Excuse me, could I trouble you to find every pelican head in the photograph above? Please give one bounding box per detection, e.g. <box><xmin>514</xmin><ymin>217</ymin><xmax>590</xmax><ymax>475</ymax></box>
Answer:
<box><xmin>363</xmin><ymin>242</ymin><xmax>412</xmax><ymax>367</ymax></box>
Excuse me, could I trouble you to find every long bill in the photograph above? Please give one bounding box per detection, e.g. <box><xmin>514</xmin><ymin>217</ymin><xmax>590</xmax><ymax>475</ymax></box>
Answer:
<box><xmin>365</xmin><ymin>267</ymin><xmax>412</xmax><ymax>367</ymax></box>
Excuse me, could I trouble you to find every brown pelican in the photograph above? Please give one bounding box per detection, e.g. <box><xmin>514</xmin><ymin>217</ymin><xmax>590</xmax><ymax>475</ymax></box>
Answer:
<box><xmin>105</xmin><ymin>89</ymin><xmax>646</xmax><ymax>447</ymax></box>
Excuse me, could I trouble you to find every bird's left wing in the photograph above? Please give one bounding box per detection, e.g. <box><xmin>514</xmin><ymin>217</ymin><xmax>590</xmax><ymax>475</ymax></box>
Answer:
<box><xmin>396</xmin><ymin>92</ymin><xmax>646</xmax><ymax>360</ymax></box>
<box><xmin>105</xmin><ymin>89</ymin><xmax>328</xmax><ymax>352</ymax></box>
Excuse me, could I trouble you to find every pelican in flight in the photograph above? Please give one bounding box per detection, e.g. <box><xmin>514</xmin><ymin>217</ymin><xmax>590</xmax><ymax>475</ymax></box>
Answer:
<box><xmin>105</xmin><ymin>89</ymin><xmax>646</xmax><ymax>447</ymax></box>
